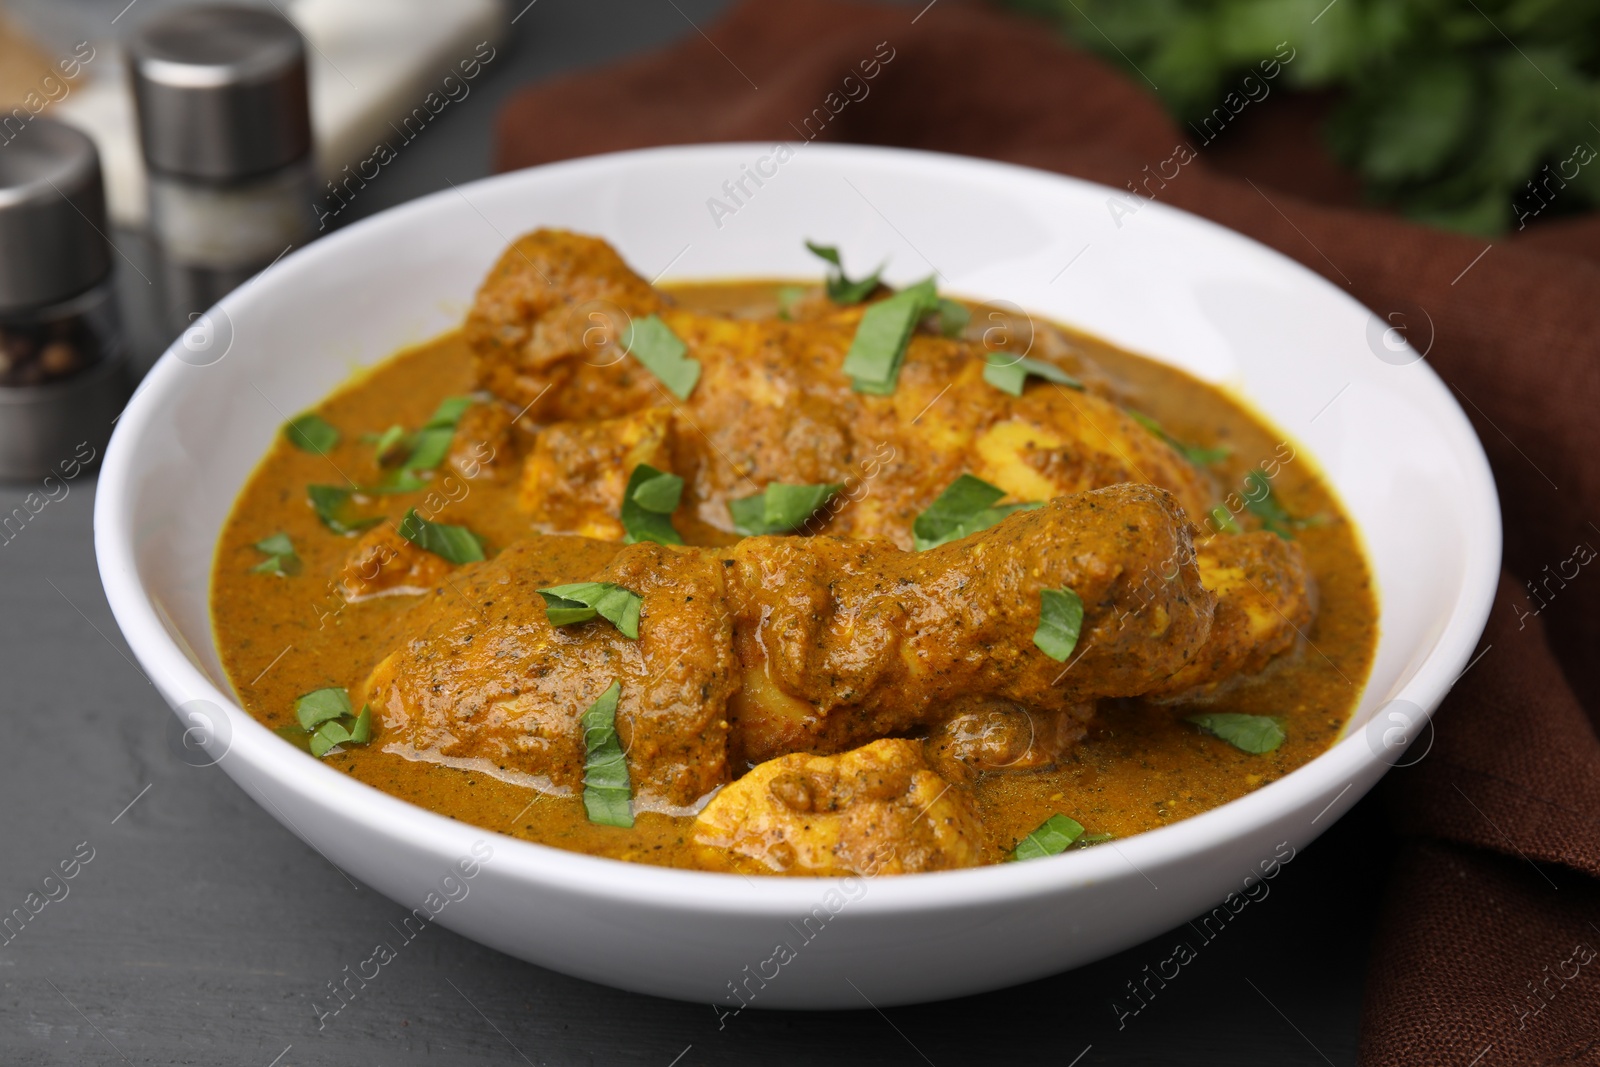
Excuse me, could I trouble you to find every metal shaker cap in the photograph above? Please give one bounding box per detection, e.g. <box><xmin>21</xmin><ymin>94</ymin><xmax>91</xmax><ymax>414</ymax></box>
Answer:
<box><xmin>0</xmin><ymin>118</ymin><xmax>111</xmax><ymax>314</ymax></box>
<box><xmin>128</xmin><ymin>4</ymin><xmax>312</xmax><ymax>181</ymax></box>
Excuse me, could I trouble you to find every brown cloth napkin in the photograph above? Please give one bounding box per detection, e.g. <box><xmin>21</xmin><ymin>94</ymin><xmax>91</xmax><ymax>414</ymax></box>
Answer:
<box><xmin>494</xmin><ymin>3</ymin><xmax>1600</xmax><ymax>1061</ymax></box>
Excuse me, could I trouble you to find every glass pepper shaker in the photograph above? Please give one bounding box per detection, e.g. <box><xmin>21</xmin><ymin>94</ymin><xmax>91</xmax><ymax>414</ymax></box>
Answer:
<box><xmin>128</xmin><ymin>4</ymin><xmax>316</xmax><ymax>335</ymax></box>
<box><xmin>0</xmin><ymin>117</ymin><xmax>128</xmax><ymax>481</ymax></box>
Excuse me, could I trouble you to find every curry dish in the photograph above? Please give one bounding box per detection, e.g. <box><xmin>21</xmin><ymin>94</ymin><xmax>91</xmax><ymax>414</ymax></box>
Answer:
<box><xmin>211</xmin><ymin>230</ymin><xmax>1377</xmax><ymax>876</ymax></box>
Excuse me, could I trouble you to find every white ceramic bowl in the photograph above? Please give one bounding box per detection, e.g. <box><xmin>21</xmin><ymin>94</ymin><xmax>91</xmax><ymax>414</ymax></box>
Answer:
<box><xmin>95</xmin><ymin>144</ymin><xmax>1500</xmax><ymax>1008</ymax></box>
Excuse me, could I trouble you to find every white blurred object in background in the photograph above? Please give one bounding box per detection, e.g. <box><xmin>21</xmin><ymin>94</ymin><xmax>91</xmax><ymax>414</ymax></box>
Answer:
<box><xmin>4</xmin><ymin>0</ymin><xmax>507</xmax><ymax>227</ymax></box>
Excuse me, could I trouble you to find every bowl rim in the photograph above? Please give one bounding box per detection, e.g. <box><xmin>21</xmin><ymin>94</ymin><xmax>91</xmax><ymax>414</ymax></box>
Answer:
<box><xmin>95</xmin><ymin>141</ymin><xmax>1503</xmax><ymax>915</ymax></box>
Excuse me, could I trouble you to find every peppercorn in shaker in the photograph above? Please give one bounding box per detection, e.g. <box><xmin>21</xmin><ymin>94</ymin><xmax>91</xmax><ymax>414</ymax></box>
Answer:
<box><xmin>0</xmin><ymin>118</ymin><xmax>128</xmax><ymax>481</ymax></box>
<box><xmin>128</xmin><ymin>4</ymin><xmax>316</xmax><ymax>335</ymax></box>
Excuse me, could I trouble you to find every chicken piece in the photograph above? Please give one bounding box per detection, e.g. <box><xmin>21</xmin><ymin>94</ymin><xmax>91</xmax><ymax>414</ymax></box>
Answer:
<box><xmin>361</xmin><ymin>484</ymin><xmax>1221</xmax><ymax>807</ymax></box>
<box><xmin>518</xmin><ymin>407</ymin><xmax>672</xmax><ymax>538</ymax></box>
<box><xmin>1150</xmin><ymin>531</ymin><xmax>1315</xmax><ymax>699</ymax></box>
<box><xmin>362</xmin><ymin>536</ymin><xmax>729</xmax><ymax>809</ymax></box>
<box><xmin>693</xmin><ymin>738</ymin><xmax>985</xmax><ymax>875</ymax></box>
<box><xmin>923</xmin><ymin>701</ymin><xmax>1095</xmax><ymax>780</ymax></box>
<box><xmin>447</xmin><ymin>401</ymin><xmax>516</xmax><ymax>481</ymax></box>
<box><xmin>339</xmin><ymin>523</ymin><xmax>457</xmax><ymax>600</ymax></box>
<box><xmin>465</xmin><ymin>230</ymin><xmax>1217</xmax><ymax>546</ymax></box>
<box><xmin>723</xmin><ymin>484</ymin><xmax>1214</xmax><ymax>764</ymax></box>
<box><xmin>466</xmin><ymin>228</ymin><xmax>665</xmax><ymax>417</ymax></box>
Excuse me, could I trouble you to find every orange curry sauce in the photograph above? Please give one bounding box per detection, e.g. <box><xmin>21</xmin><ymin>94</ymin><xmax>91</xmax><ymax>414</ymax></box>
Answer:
<box><xmin>211</xmin><ymin>282</ymin><xmax>1378</xmax><ymax>871</ymax></box>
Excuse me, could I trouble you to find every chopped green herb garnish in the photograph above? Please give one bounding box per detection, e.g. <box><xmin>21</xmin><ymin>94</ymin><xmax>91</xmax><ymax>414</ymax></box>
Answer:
<box><xmin>424</xmin><ymin>395</ymin><xmax>475</xmax><ymax>430</ymax></box>
<box><xmin>307</xmin><ymin>485</ymin><xmax>380</xmax><ymax>535</ymax></box>
<box><xmin>396</xmin><ymin>508</ymin><xmax>485</xmax><ymax>564</ymax></box>
<box><xmin>728</xmin><ymin>482</ymin><xmax>842</xmax><ymax>536</ymax></box>
<box><xmin>623</xmin><ymin>315</ymin><xmax>700</xmax><ymax>400</ymax></box>
<box><xmin>1128</xmin><ymin>410</ymin><xmax>1231</xmax><ymax>467</ymax></box>
<box><xmin>776</xmin><ymin>285</ymin><xmax>808</xmax><ymax>321</ymax></box>
<box><xmin>936</xmin><ymin>297</ymin><xmax>970</xmax><ymax>338</ymax></box>
<box><xmin>370</xmin><ymin>396</ymin><xmax>475</xmax><ymax>484</ymax></box>
<box><xmin>1186</xmin><ymin>713</ymin><xmax>1286</xmax><ymax>754</ymax></box>
<box><xmin>399</xmin><ymin>427</ymin><xmax>454</xmax><ymax>472</ymax></box>
<box><xmin>580</xmin><ymin>680</ymin><xmax>632</xmax><ymax>828</ymax></box>
<box><xmin>285</xmin><ymin>412</ymin><xmax>340</xmax><ymax>454</ymax></box>
<box><xmin>1012</xmin><ymin>813</ymin><xmax>1085</xmax><ymax>860</ymax></box>
<box><xmin>348</xmin><ymin>704</ymin><xmax>371</xmax><ymax>744</ymax></box>
<box><xmin>278</xmin><ymin>702</ymin><xmax>371</xmax><ymax>759</ymax></box>
<box><xmin>1184</xmin><ymin>444</ymin><xmax>1231</xmax><ymax>465</ymax></box>
<box><xmin>842</xmin><ymin>278</ymin><xmax>939</xmax><ymax>395</ymax></box>
<box><xmin>806</xmin><ymin>241</ymin><xmax>883</xmax><ymax>305</ymax></box>
<box><xmin>1034</xmin><ymin>586</ymin><xmax>1085</xmax><ymax>662</ymax></box>
<box><xmin>982</xmin><ymin>352</ymin><xmax>1086</xmax><ymax>396</ymax></box>
<box><xmin>1242</xmin><ymin>470</ymin><xmax>1296</xmax><ymax>539</ymax></box>
<box><xmin>296</xmin><ymin>687</ymin><xmax>353</xmax><ymax>731</ymax></box>
<box><xmin>309</xmin><ymin>705</ymin><xmax>372</xmax><ymax>758</ymax></box>
<box><xmin>255</xmin><ymin>532</ymin><xmax>294</xmax><ymax>556</ymax></box>
<box><xmin>806</xmin><ymin>241</ymin><xmax>843</xmax><ymax>268</ymax></box>
<box><xmin>274</xmin><ymin>723</ymin><xmax>314</xmax><ymax>753</ymax></box>
<box><xmin>286</xmin><ymin>687</ymin><xmax>372</xmax><ymax>755</ymax></box>
<box><xmin>251</xmin><ymin>531</ymin><xmax>301</xmax><ymax>576</ymax></box>
<box><xmin>365</xmin><ymin>469</ymin><xmax>429</xmax><ymax>495</ymax></box>
<box><xmin>310</xmin><ymin>719</ymin><xmax>349</xmax><ymax>757</ymax></box>
<box><xmin>537</xmin><ymin>582</ymin><xmax>643</xmax><ymax>638</ymax></box>
<box><xmin>911</xmin><ymin>473</ymin><xmax>1042</xmax><ymax>550</ymax></box>
<box><xmin>621</xmin><ymin>464</ymin><xmax>684</xmax><ymax>545</ymax></box>
<box><xmin>373</xmin><ymin>424</ymin><xmax>411</xmax><ymax>466</ymax></box>
<box><xmin>632</xmin><ymin>471</ymin><xmax>682</xmax><ymax>513</ymax></box>
<box><xmin>248</xmin><ymin>556</ymin><xmax>296</xmax><ymax>579</ymax></box>
<box><xmin>1208</xmin><ymin>505</ymin><xmax>1242</xmax><ymax>535</ymax></box>
<box><xmin>1077</xmin><ymin>832</ymin><xmax>1116</xmax><ymax>847</ymax></box>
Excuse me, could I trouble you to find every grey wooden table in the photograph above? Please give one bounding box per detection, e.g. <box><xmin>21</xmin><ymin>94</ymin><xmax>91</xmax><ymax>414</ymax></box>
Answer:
<box><xmin>1</xmin><ymin>2</ymin><xmax>1387</xmax><ymax>1062</ymax></box>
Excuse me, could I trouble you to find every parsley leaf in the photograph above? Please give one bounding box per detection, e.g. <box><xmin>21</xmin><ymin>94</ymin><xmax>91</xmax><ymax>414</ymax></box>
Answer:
<box><xmin>580</xmin><ymin>680</ymin><xmax>633</xmax><ymax>828</ymax></box>
<box><xmin>398</xmin><ymin>427</ymin><xmax>454</xmax><ymax>472</ymax></box>
<box><xmin>1012</xmin><ymin>813</ymin><xmax>1085</xmax><ymax>860</ymax></box>
<box><xmin>373</xmin><ymin>424</ymin><xmax>410</xmax><ymax>467</ymax></box>
<box><xmin>806</xmin><ymin>240</ymin><xmax>883</xmax><ymax>305</ymax></box>
<box><xmin>369</xmin><ymin>395</ymin><xmax>477</xmax><ymax>490</ymax></box>
<box><xmin>982</xmin><ymin>352</ymin><xmax>1086</xmax><ymax>396</ymax></box>
<box><xmin>364</xmin><ymin>469</ymin><xmax>429</xmax><ymax>495</ymax></box>
<box><xmin>1034</xmin><ymin>586</ymin><xmax>1085</xmax><ymax>662</ymax></box>
<box><xmin>296</xmin><ymin>687</ymin><xmax>353</xmax><ymax>731</ymax></box>
<box><xmin>936</xmin><ymin>298</ymin><xmax>970</xmax><ymax>338</ymax></box>
<box><xmin>776</xmin><ymin>285</ymin><xmax>808</xmax><ymax>321</ymax></box>
<box><xmin>255</xmin><ymin>532</ymin><xmax>295</xmax><ymax>556</ymax></box>
<box><xmin>621</xmin><ymin>464</ymin><xmax>684</xmax><ymax>546</ymax></box>
<box><xmin>841</xmin><ymin>278</ymin><xmax>940</xmax><ymax>395</ymax></box>
<box><xmin>396</xmin><ymin>508</ymin><xmax>485</xmax><ymax>564</ymax></box>
<box><xmin>1128</xmin><ymin>410</ymin><xmax>1231</xmax><ymax>466</ymax></box>
<box><xmin>424</xmin><ymin>395</ymin><xmax>475</xmax><ymax>430</ymax></box>
<box><xmin>274</xmin><ymin>723</ymin><xmax>314</xmax><ymax>753</ymax></box>
<box><xmin>623</xmin><ymin>315</ymin><xmax>700</xmax><ymax>400</ymax></box>
<box><xmin>912</xmin><ymin>474</ymin><xmax>1042</xmax><ymax>550</ymax></box>
<box><xmin>286</xmin><ymin>694</ymin><xmax>373</xmax><ymax>759</ymax></box>
<box><xmin>1242</xmin><ymin>470</ymin><xmax>1296</xmax><ymax>539</ymax></box>
<box><xmin>1016</xmin><ymin>0</ymin><xmax>1587</xmax><ymax>235</ymax></box>
<box><xmin>1208</xmin><ymin>505</ymin><xmax>1242</xmax><ymax>535</ymax></box>
<box><xmin>285</xmin><ymin>413</ymin><xmax>340</xmax><ymax>454</ymax></box>
<box><xmin>537</xmin><ymin>582</ymin><xmax>643</xmax><ymax>638</ymax></box>
<box><xmin>307</xmin><ymin>485</ymin><xmax>380</xmax><ymax>535</ymax></box>
<box><xmin>251</xmin><ymin>531</ymin><xmax>301</xmax><ymax>576</ymax></box>
<box><xmin>728</xmin><ymin>482</ymin><xmax>842</xmax><ymax>536</ymax></box>
<box><xmin>1186</xmin><ymin>713</ymin><xmax>1286</xmax><ymax>754</ymax></box>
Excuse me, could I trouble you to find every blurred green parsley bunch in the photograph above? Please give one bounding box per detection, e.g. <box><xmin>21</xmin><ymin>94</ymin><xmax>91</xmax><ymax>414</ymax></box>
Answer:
<box><xmin>1006</xmin><ymin>0</ymin><xmax>1600</xmax><ymax>234</ymax></box>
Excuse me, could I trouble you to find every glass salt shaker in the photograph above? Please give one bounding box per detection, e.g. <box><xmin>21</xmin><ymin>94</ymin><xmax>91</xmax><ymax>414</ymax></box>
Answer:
<box><xmin>0</xmin><ymin>118</ymin><xmax>128</xmax><ymax>481</ymax></box>
<box><xmin>128</xmin><ymin>4</ymin><xmax>316</xmax><ymax>335</ymax></box>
